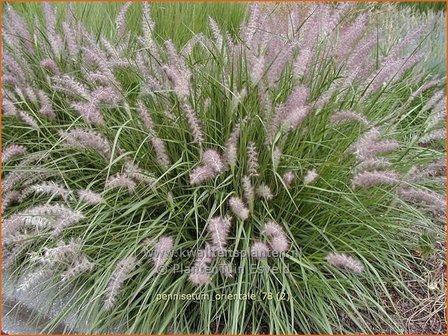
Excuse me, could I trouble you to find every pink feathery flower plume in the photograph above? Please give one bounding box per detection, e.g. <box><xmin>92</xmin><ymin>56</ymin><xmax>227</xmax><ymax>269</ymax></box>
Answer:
<box><xmin>52</xmin><ymin>217</ymin><xmax>85</xmax><ymax>238</ymax></box>
<box><xmin>343</xmin><ymin>36</ymin><xmax>377</xmax><ymax>83</ymax></box>
<box><xmin>2</xmin><ymin>144</ymin><xmax>27</xmax><ymax>163</ymax></box>
<box><xmin>207</xmin><ymin>216</ymin><xmax>232</xmax><ymax>252</ymax></box>
<box><xmin>52</xmin><ymin>75</ymin><xmax>91</xmax><ymax>100</ymax></box>
<box><xmin>190</xmin><ymin>149</ymin><xmax>224</xmax><ymax>185</ymax></box>
<box><xmin>267</xmin><ymin>42</ymin><xmax>295</xmax><ymax>87</ymax></box>
<box><xmin>224</xmin><ymin>120</ymin><xmax>242</xmax><ymax>169</ymax></box>
<box><xmin>326</xmin><ymin>252</ymin><xmax>364</xmax><ymax>273</ymax></box>
<box><xmin>3</xmin><ymin>5</ymin><xmax>33</xmax><ymax>53</ymax></box>
<box><xmin>37</xmin><ymin>90</ymin><xmax>56</xmax><ymax>119</ymax></box>
<box><xmin>105</xmin><ymin>174</ymin><xmax>136</xmax><ymax>193</ymax></box>
<box><xmin>104</xmin><ymin>256</ymin><xmax>138</xmax><ymax>310</ymax></box>
<box><xmin>397</xmin><ymin>79</ymin><xmax>443</xmax><ymax>115</ymax></box>
<box><xmin>282</xmin><ymin>171</ymin><xmax>295</xmax><ymax>188</ymax></box>
<box><xmin>420</xmin><ymin>128</ymin><xmax>446</xmax><ymax>145</ymax></box>
<box><xmin>356</xmin><ymin>158</ymin><xmax>391</xmax><ymax>172</ymax></box>
<box><xmin>2</xmin><ymin>53</ymin><xmax>27</xmax><ymax>85</ymax></box>
<box><xmin>304</xmin><ymin>169</ymin><xmax>319</xmax><ymax>185</ymax></box>
<box><xmin>189</xmin><ymin>243</ymin><xmax>214</xmax><ymax>286</ymax></box>
<box><xmin>250</xmin><ymin>241</ymin><xmax>270</xmax><ymax>260</ymax></box>
<box><xmin>182</xmin><ymin>103</ymin><xmax>204</xmax><ymax>144</ymax></box>
<box><xmin>333</xmin><ymin>14</ymin><xmax>368</xmax><ymax>62</ymax></box>
<box><xmin>247</xmin><ymin>142</ymin><xmax>260</xmax><ymax>177</ymax></box>
<box><xmin>364</xmin><ymin>52</ymin><xmax>423</xmax><ymax>97</ymax></box>
<box><xmin>256</xmin><ymin>184</ymin><xmax>273</xmax><ymax>200</ymax></box>
<box><xmin>352</xmin><ymin>170</ymin><xmax>400</xmax><ymax>189</ymax></box>
<box><xmin>78</xmin><ymin>189</ymin><xmax>104</xmax><ymax>205</ymax></box>
<box><xmin>203</xmin><ymin>149</ymin><xmax>225</xmax><ymax>173</ymax></box>
<box><xmin>24</xmin><ymin>87</ymin><xmax>38</xmax><ymax>104</ymax></box>
<box><xmin>352</xmin><ymin>128</ymin><xmax>399</xmax><ymax>160</ymax></box>
<box><xmin>2</xmin><ymin>97</ymin><xmax>18</xmax><ymax>117</ymax></box>
<box><xmin>59</xmin><ymin>128</ymin><xmax>111</xmax><ymax>159</ymax></box>
<box><xmin>267</xmin><ymin>85</ymin><xmax>309</xmax><ymax>144</ymax></box>
<box><xmin>116</xmin><ymin>2</ymin><xmax>132</xmax><ymax>37</ymax></box>
<box><xmin>40</xmin><ymin>58</ymin><xmax>60</xmax><ymax>75</ymax></box>
<box><xmin>41</xmin><ymin>238</ymin><xmax>81</xmax><ymax>266</ymax></box>
<box><xmin>163</xmin><ymin>40</ymin><xmax>192</xmax><ymax>100</ymax></box>
<box><xmin>43</xmin><ymin>2</ymin><xmax>62</xmax><ymax>56</ymax></box>
<box><xmin>2</xmin><ymin>191</ymin><xmax>20</xmax><ymax>214</ymax></box>
<box><xmin>263</xmin><ymin>221</ymin><xmax>289</xmax><ymax>253</ymax></box>
<box><xmin>124</xmin><ymin>161</ymin><xmax>156</xmax><ymax>186</ymax></box>
<box><xmin>137</xmin><ymin>101</ymin><xmax>171</xmax><ymax>169</ymax></box>
<box><xmin>421</xmin><ymin>89</ymin><xmax>445</xmax><ymax>114</ymax></box>
<box><xmin>228</xmin><ymin>196</ymin><xmax>249</xmax><ymax>221</ymax></box>
<box><xmin>330</xmin><ymin>111</ymin><xmax>369</xmax><ymax>126</ymax></box>
<box><xmin>152</xmin><ymin>236</ymin><xmax>174</xmax><ymax>271</ymax></box>
<box><xmin>2</xmin><ymin>52</ymin><xmax>27</xmax><ymax>88</ymax></box>
<box><xmin>208</xmin><ymin>16</ymin><xmax>223</xmax><ymax>49</ymax></box>
<box><xmin>242</xmin><ymin>176</ymin><xmax>255</xmax><ymax>212</ymax></box>
<box><xmin>190</xmin><ymin>165</ymin><xmax>215</xmax><ymax>185</ymax></box>
<box><xmin>61</xmin><ymin>255</ymin><xmax>95</xmax><ymax>282</ymax></box>
<box><xmin>19</xmin><ymin>181</ymin><xmax>71</xmax><ymax>202</ymax></box>
<box><xmin>71</xmin><ymin>101</ymin><xmax>104</xmax><ymax>126</ymax></box>
<box><xmin>62</xmin><ymin>22</ymin><xmax>79</xmax><ymax>58</ymax></box>
<box><xmin>397</xmin><ymin>187</ymin><xmax>446</xmax><ymax>210</ymax></box>
<box><xmin>272</xmin><ymin>147</ymin><xmax>282</xmax><ymax>170</ymax></box>
<box><xmin>24</xmin><ymin>204</ymin><xmax>85</xmax><ymax>237</ymax></box>
<box><xmin>18</xmin><ymin>111</ymin><xmax>39</xmax><ymax>129</ymax></box>
<box><xmin>141</xmin><ymin>2</ymin><xmax>156</xmax><ymax>41</ymax></box>
<box><xmin>406</xmin><ymin>159</ymin><xmax>446</xmax><ymax>182</ymax></box>
<box><xmin>292</xmin><ymin>5</ymin><xmax>322</xmax><ymax>78</ymax></box>
<box><xmin>92</xmin><ymin>87</ymin><xmax>122</xmax><ymax>107</ymax></box>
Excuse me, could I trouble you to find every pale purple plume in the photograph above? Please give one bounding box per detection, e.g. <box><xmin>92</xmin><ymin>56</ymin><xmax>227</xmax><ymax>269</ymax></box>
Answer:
<box><xmin>116</xmin><ymin>2</ymin><xmax>132</xmax><ymax>37</ymax></box>
<box><xmin>203</xmin><ymin>149</ymin><xmax>224</xmax><ymax>173</ymax></box>
<box><xmin>61</xmin><ymin>255</ymin><xmax>95</xmax><ymax>282</ymax></box>
<box><xmin>207</xmin><ymin>216</ymin><xmax>232</xmax><ymax>252</ymax></box>
<box><xmin>282</xmin><ymin>171</ymin><xmax>295</xmax><ymax>187</ymax></box>
<box><xmin>105</xmin><ymin>174</ymin><xmax>136</xmax><ymax>193</ymax></box>
<box><xmin>190</xmin><ymin>165</ymin><xmax>216</xmax><ymax>185</ymax></box>
<box><xmin>420</xmin><ymin>128</ymin><xmax>446</xmax><ymax>145</ymax></box>
<box><xmin>124</xmin><ymin>161</ymin><xmax>157</xmax><ymax>186</ymax></box>
<box><xmin>304</xmin><ymin>169</ymin><xmax>319</xmax><ymax>185</ymax></box>
<box><xmin>330</xmin><ymin>111</ymin><xmax>369</xmax><ymax>126</ymax></box>
<box><xmin>256</xmin><ymin>184</ymin><xmax>273</xmax><ymax>200</ymax></box>
<box><xmin>78</xmin><ymin>189</ymin><xmax>104</xmax><ymax>205</ymax></box>
<box><xmin>224</xmin><ymin>121</ymin><xmax>242</xmax><ymax>169</ymax></box>
<box><xmin>189</xmin><ymin>243</ymin><xmax>214</xmax><ymax>286</ymax></box>
<box><xmin>40</xmin><ymin>58</ymin><xmax>60</xmax><ymax>75</ymax></box>
<box><xmin>37</xmin><ymin>90</ymin><xmax>56</xmax><ymax>119</ymax></box>
<box><xmin>326</xmin><ymin>252</ymin><xmax>364</xmax><ymax>273</ymax></box>
<box><xmin>250</xmin><ymin>241</ymin><xmax>270</xmax><ymax>260</ymax></box>
<box><xmin>228</xmin><ymin>196</ymin><xmax>249</xmax><ymax>221</ymax></box>
<box><xmin>356</xmin><ymin>158</ymin><xmax>392</xmax><ymax>172</ymax></box>
<box><xmin>247</xmin><ymin>142</ymin><xmax>260</xmax><ymax>177</ymax></box>
<box><xmin>152</xmin><ymin>236</ymin><xmax>174</xmax><ymax>271</ymax></box>
<box><xmin>241</xmin><ymin>176</ymin><xmax>255</xmax><ymax>211</ymax></box>
<box><xmin>397</xmin><ymin>187</ymin><xmax>446</xmax><ymax>210</ymax></box>
<box><xmin>352</xmin><ymin>170</ymin><xmax>400</xmax><ymax>189</ymax></box>
<box><xmin>2</xmin><ymin>190</ymin><xmax>20</xmax><ymax>214</ymax></box>
<box><xmin>19</xmin><ymin>181</ymin><xmax>71</xmax><ymax>202</ymax></box>
<box><xmin>263</xmin><ymin>221</ymin><xmax>289</xmax><ymax>253</ymax></box>
<box><xmin>182</xmin><ymin>103</ymin><xmax>204</xmax><ymax>144</ymax></box>
<box><xmin>59</xmin><ymin>128</ymin><xmax>111</xmax><ymax>159</ymax></box>
<box><xmin>2</xmin><ymin>144</ymin><xmax>27</xmax><ymax>163</ymax></box>
<box><xmin>104</xmin><ymin>256</ymin><xmax>137</xmax><ymax>310</ymax></box>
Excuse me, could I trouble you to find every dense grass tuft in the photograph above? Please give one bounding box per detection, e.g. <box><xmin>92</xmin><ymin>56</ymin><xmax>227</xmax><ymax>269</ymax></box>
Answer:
<box><xmin>2</xmin><ymin>2</ymin><xmax>446</xmax><ymax>334</ymax></box>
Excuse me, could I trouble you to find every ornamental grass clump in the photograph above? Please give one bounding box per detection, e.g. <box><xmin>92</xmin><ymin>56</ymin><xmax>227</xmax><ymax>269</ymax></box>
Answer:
<box><xmin>1</xmin><ymin>2</ymin><xmax>446</xmax><ymax>334</ymax></box>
